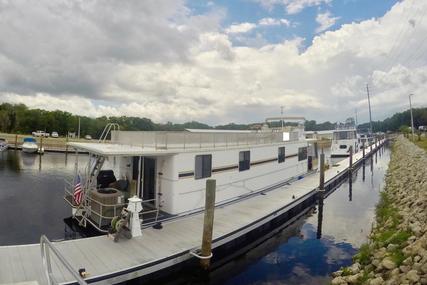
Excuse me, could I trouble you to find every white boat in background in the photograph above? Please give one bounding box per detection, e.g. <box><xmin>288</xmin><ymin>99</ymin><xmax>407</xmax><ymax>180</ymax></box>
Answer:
<box><xmin>0</xmin><ymin>138</ymin><xmax>8</xmax><ymax>152</ymax></box>
<box><xmin>22</xmin><ymin>137</ymin><xmax>39</xmax><ymax>153</ymax></box>
<box><xmin>330</xmin><ymin>118</ymin><xmax>359</xmax><ymax>158</ymax></box>
<box><xmin>358</xmin><ymin>132</ymin><xmax>374</xmax><ymax>147</ymax></box>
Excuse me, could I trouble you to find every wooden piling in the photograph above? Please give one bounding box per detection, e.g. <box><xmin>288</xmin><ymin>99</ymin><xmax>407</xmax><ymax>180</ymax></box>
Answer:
<box><xmin>362</xmin><ymin>142</ymin><xmax>365</xmax><ymax>159</ymax></box>
<box><xmin>39</xmin><ymin>137</ymin><xmax>43</xmax><ymax>153</ymax></box>
<box><xmin>349</xmin><ymin>146</ymin><xmax>353</xmax><ymax>171</ymax></box>
<box><xmin>319</xmin><ymin>151</ymin><xmax>325</xmax><ymax>191</ymax></box>
<box><xmin>66</xmin><ymin>136</ymin><xmax>69</xmax><ymax>153</ymax></box>
<box><xmin>200</xmin><ymin>179</ymin><xmax>216</xmax><ymax>270</ymax></box>
<box><xmin>15</xmin><ymin>134</ymin><xmax>18</xmax><ymax>150</ymax></box>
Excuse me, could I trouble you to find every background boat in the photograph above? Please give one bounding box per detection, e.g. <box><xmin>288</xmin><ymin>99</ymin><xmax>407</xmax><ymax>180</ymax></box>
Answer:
<box><xmin>22</xmin><ymin>137</ymin><xmax>39</xmax><ymax>153</ymax></box>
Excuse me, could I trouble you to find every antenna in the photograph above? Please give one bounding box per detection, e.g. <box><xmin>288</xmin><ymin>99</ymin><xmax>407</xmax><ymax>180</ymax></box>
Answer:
<box><xmin>280</xmin><ymin>106</ymin><xmax>284</xmax><ymax>130</ymax></box>
<box><xmin>366</xmin><ymin>84</ymin><xmax>373</xmax><ymax>134</ymax></box>
<box><xmin>355</xmin><ymin>108</ymin><xmax>358</xmax><ymax>127</ymax></box>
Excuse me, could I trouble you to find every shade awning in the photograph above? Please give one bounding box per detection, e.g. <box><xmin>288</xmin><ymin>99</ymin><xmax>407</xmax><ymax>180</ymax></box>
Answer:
<box><xmin>67</xmin><ymin>142</ymin><xmax>177</xmax><ymax>156</ymax></box>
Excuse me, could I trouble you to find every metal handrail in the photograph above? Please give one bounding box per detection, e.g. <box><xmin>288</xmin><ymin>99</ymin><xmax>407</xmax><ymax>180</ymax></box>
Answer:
<box><xmin>98</xmin><ymin>123</ymin><xmax>120</xmax><ymax>143</ymax></box>
<box><xmin>40</xmin><ymin>235</ymin><xmax>88</xmax><ymax>285</ymax></box>
<box><xmin>64</xmin><ymin>184</ymin><xmax>160</xmax><ymax>230</ymax></box>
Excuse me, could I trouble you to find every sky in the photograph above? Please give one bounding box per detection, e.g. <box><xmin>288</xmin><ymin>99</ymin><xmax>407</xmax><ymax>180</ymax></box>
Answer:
<box><xmin>0</xmin><ymin>0</ymin><xmax>426</xmax><ymax>125</ymax></box>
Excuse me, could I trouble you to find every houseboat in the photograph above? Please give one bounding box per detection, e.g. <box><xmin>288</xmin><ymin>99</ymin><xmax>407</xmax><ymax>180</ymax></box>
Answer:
<box><xmin>64</xmin><ymin>118</ymin><xmax>313</xmax><ymax>232</ymax></box>
<box><xmin>330</xmin><ymin>118</ymin><xmax>359</xmax><ymax>158</ymax></box>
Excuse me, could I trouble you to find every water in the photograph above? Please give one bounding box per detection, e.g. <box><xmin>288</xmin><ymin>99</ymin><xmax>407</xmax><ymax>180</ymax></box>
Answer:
<box><xmin>0</xmin><ymin>150</ymin><xmax>79</xmax><ymax>245</ymax></box>
<box><xmin>0</xmin><ymin>146</ymin><xmax>390</xmax><ymax>284</ymax></box>
<box><xmin>215</xmin><ymin>147</ymin><xmax>390</xmax><ymax>285</ymax></box>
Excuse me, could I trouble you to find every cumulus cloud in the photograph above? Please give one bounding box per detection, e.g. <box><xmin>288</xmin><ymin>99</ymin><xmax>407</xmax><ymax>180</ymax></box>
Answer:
<box><xmin>254</xmin><ymin>0</ymin><xmax>332</xmax><ymax>14</ymax></box>
<box><xmin>0</xmin><ymin>0</ymin><xmax>427</xmax><ymax>125</ymax></box>
<box><xmin>258</xmin><ymin>17</ymin><xmax>291</xmax><ymax>27</ymax></box>
<box><xmin>315</xmin><ymin>11</ymin><xmax>340</xmax><ymax>33</ymax></box>
<box><xmin>225</xmin><ymin>22</ymin><xmax>257</xmax><ymax>34</ymax></box>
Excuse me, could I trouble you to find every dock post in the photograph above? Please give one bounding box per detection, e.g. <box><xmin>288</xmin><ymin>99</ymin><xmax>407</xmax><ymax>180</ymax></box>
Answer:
<box><xmin>66</xmin><ymin>136</ymin><xmax>69</xmax><ymax>153</ymax></box>
<box><xmin>319</xmin><ymin>150</ymin><xmax>325</xmax><ymax>192</ymax></box>
<box><xmin>39</xmin><ymin>137</ymin><xmax>43</xmax><ymax>153</ymax></box>
<box><xmin>362</xmin><ymin>142</ymin><xmax>365</xmax><ymax>159</ymax></box>
<box><xmin>200</xmin><ymin>179</ymin><xmax>216</xmax><ymax>270</ymax></box>
<box><xmin>349</xmin><ymin>146</ymin><xmax>353</xmax><ymax>172</ymax></box>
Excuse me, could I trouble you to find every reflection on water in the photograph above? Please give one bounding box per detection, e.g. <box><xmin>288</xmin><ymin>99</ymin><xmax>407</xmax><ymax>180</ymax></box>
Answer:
<box><xmin>218</xmin><ymin>145</ymin><xmax>390</xmax><ymax>285</ymax></box>
<box><xmin>0</xmin><ymin>150</ymin><xmax>80</xmax><ymax>245</ymax></box>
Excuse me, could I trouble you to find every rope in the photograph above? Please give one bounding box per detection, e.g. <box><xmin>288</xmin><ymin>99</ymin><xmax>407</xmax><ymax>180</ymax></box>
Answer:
<box><xmin>189</xmin><ymin>251</ymin><xmax>213</xmax><ymax>260</ymax></box>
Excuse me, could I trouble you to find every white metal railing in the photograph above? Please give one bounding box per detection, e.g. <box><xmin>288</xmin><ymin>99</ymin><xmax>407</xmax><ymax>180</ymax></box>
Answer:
<box><xmin>99</xmin><ymin>123</ymin><xmax>120</xmax><ymax>143</ymax></box>
<box><xmin>40</xmin><ymin>235</ymin><xmax>88</xmax><ymax>285</ymax></box>
<box><xmin>111</xmin><ymin>130</ymin><xmax>300</xmax><ymax>150</ymax></box>
<box><xmin>64</xmin><ymin>180</ymin><xmax>160</xmax><ymax>231</ymax></box>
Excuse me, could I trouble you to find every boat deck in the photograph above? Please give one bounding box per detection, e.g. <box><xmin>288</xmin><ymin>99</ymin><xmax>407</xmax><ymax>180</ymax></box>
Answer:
<box><xmin>0</xmin><ymin>141</ymin><xmax>385</xmax><ymax>285</ymax></box>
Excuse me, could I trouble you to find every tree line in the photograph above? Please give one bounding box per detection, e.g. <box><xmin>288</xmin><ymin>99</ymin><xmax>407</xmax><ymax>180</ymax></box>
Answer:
<box><xmin>0</xmin><ymin>103</ymin><xmax>426</xmax><ymax>138</ymax></box>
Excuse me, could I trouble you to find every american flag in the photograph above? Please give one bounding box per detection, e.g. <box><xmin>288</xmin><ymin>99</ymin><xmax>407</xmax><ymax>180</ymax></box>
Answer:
<box><xmin>73</xmin><ymin>174</ymin><xmax>83</xmax><ymax>205</ymax></box>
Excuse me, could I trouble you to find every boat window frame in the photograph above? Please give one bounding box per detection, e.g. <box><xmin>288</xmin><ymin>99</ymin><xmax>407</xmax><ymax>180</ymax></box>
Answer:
<box><xmin>239</xmin><ymin>150</ymin><xmax>250</xmax><ymax>171</ymax></box>
<box><xmin>298</xmin><ymin>147</ymin><xmax>308</xmax><ymax>161</ymax></box>
<box><xmin>278</xmin><ymin>147</ymin><xmax>285</xmax><ymax>163</ymax></box>
<box><xmin>195</xmin><ymin>154</ymin><xmax>212</xmax><ymax>180</ymax></box>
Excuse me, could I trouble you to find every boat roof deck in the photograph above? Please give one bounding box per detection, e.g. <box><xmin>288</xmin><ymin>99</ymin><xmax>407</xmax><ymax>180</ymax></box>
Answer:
<box><xmin>0</xmin><ymin>143</ymin><xmax>381</xmax><ymax>284</ymax></box>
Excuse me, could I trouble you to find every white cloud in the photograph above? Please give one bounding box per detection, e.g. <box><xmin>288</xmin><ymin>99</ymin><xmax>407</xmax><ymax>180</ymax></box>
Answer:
<box><xmin>258</xmin><ymin>17</ymin><xmax>291</xmax><ymax>27</ymax></box>
<box><xmin>315</xmin><ymin>11</ymin><xmax>340</xmax><ymax>33</ymax></box>
<box><xmin>0</xmin><ymin>0</ymin><xmax>427</xmax><ymax>125</ymax></box>
<box><xmin>254</xmin><ymin>0</ymin><xmax>332</xmax><ymax>14</ymax></box>
<box><xmin>225</xmin><ymin>22</ymin><xmax>257</xmax><ymax>34</ymax></box>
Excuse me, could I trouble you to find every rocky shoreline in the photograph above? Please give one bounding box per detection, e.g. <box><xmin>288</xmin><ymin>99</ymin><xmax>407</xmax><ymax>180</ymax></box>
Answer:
<box><xmin>331</xmin><ymin>136</ymin><xmax>427</xmax><ymax>285</ymax></box>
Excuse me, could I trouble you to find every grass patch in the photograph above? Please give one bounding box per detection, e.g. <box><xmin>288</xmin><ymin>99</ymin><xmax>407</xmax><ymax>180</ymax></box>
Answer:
<box><xmin>341</xmin><ymin>267</ymin><xmax>353</xmax><ymax>276</ymax></box>
<box><xmin>354</xmin><ymin>244</ymin><xmax>371</xmax><ymax>265</ymax></box>
<box><xmin>375</xmin><ymin>192</ymin><xmax>400</xmax><ymax>226</ymax></box>
<box><xmin>410</xmin><ymin>135</ymin><xmax>427</xmax><ymax>151</ymax></box>
<box><xmin>357</xmin><ymin>270</ymin><xmax>370</xmax><ymax>284</ymax></box>
<box><xmin>390</xmin><ymin>249</ymin><xmax>405</xmax><ymax>266</ymax></box>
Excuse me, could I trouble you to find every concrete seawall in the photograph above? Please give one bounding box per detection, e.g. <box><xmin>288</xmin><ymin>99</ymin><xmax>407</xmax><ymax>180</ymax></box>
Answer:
<box><xmin>331</xmin><ymin>136</ymin><xmax>427</xmax><ymax>285</ymax></box>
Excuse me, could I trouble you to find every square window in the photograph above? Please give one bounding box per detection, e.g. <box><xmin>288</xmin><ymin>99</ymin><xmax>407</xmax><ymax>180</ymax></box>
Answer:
<box><xmin>195</xmin><ymin>155</ymin><xmax>212</xmax><ymax>179</ymax></box>
<box><xmin>239</xmin><ymin>151</ymin><xmax>250</xmax><ymax>171</ymax></box>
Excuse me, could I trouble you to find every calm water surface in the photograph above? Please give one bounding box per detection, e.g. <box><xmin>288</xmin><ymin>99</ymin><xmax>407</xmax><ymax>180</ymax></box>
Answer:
<box><xmin>0</xmin><ymin>146</ymin><xmax>390</xmax><ymax>285</ymax></box>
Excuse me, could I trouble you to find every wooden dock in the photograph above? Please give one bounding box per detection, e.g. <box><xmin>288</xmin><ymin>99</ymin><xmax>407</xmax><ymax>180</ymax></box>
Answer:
<box><xmin>0</xmin><ymin>140</ymin><xmax>386</xmax><ymax>285</ymax></box>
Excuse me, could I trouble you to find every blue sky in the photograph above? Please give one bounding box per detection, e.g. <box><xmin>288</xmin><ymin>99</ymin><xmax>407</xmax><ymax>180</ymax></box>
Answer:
<box><xmin>189</xmin><ymin>0</ymin><xmax>398</xmax><ymax>48</ymax></box>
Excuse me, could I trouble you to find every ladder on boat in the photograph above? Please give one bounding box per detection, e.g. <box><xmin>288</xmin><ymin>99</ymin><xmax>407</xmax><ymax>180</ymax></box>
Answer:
<box><xmin>73</xmin><ymin>155</ymin><xmax>106</xmax><ymax>227</ymax></box>
<box><xmin>98</xmin><ymin>123</ymin><xmax>119</xmax><ymax>143</ymax></box>
<box><xmin>40</xmin><ymin>235</ymin><xmax>88</xmax><ymax>285</ymax></box>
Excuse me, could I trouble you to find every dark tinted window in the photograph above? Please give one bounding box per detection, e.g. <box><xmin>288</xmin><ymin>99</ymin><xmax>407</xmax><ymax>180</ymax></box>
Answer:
<box><xmin>298</xmin><ymin>147</ymin><xmax>307</xmax><ymax>161</ymax></box>
<box><xmin>239</xmin><ymin>151</ymin><xmax>250</xmax><ymax>171</ymax></box>
<box><xmin>278</xmin><ymin>147</ymin><xmax>285</xmax><ymax>163</ymax></box>
<box><xmin>195</xmin><ymin>155</ymin><xmax>212</xmax><ymax>179</ymax></box>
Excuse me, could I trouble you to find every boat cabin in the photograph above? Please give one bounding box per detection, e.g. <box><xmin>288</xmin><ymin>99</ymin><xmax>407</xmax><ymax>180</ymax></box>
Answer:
<box><xmin>65</xmin><ymin>120</ymin><xmax>313</xmax><ymax>232</ymax></box>
<box><xmin>330</xmin><ymin>128</ymin><xmax>359</xmax><ymax>158</ymax></box>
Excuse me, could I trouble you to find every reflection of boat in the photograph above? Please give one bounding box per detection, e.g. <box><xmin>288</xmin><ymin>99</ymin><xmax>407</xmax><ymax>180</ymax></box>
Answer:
<box><xmin>21</xmin><ymin>152</ymin><xmax>37</xmax><ymax>166</ymax></box>
<box><xmin>0</xmin><ymin>138</ymin><xmax>8</xmax><ymax>152</ymax></box>
<box><xmin>331</xmin><ymin>118</ymin><xmax>359</xmax><ymax>158</ymax></box>
<box><xmin>22</xmin><ymin>137</ymin><xmax>38</xmax><ymax>153</ymax></box>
